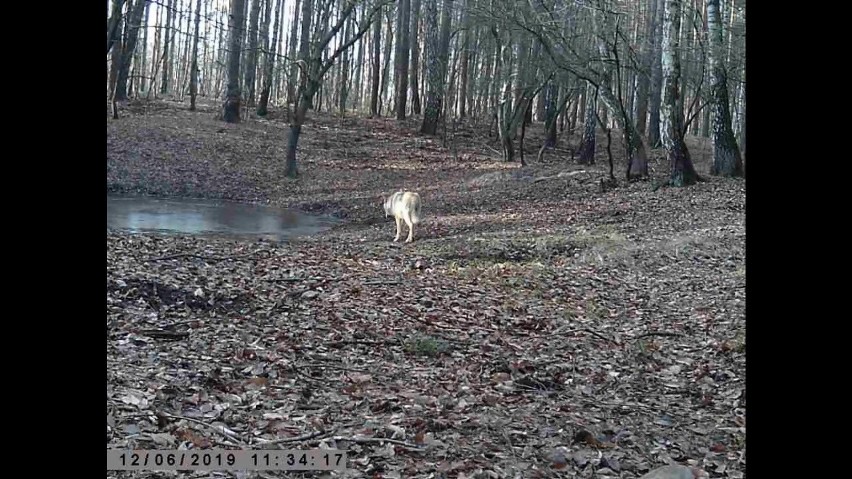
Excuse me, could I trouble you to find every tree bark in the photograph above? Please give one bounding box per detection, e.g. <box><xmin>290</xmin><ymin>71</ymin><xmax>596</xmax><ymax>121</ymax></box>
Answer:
<box><xmin>634</xmin><ymin>0</ymin><xmax>658</xmax><ymax>136</ymax></box>
<box><xmin>115</xmin><ymin>0</ymin><xmax>148</xmax><ymax>101</ymax></box>
<box><xmin>286</xmin><ymin>0</ymin><xmax>301</xmax><ymax>109</ymax></box>
<box><xmin>190</xmin><ymin>0</ymin><xmax>203</xmax><ymax>110</ymax></box>
<box><xmin>577</xmin><ymin>83</ymin><xmax>597</xmax><ymax>165</ymax></box>
<box><xmin>107</xmin><ymin>0</ymin><xmax>126</xmax><ymax>55</ymax></box>
<box><xmin>421</xmin><ymin>0</ymin><xmax>453</xmax><ymax>135</ymax></box>
<box><xmin>707</xmin><ymin>0</ymin><xmax>743</xmax><ymax>177</ymax></box>
<box><xmin>647</xmin><ymin>0</ymin><xmax>664</xmax><ymax>147</ymax></box>
<box><xmin>161</xmin><ymin>0</ymin><xmax>174</xmax><ymax>94</ymax></box>
<box><xmin>409</xmin><ymin>0</ymin><xmax>422</xmax><ymax>114</ymax></box>
<box><xmin>395</xmin><ymin>0</ymin><xmax>411</xmax><ymax>119</ymax></box>
<box><xmin>244</xmin><ymin>0</ymin><xmax>263</xmax><ymax>107</ymax></box>
<box><xmin>369</xmin><ymin>1</ymin><xmax>382</xmax><ymax>116</ymax></box>
<box><xmin>222</xmin><ymin>0</ymin><xmax>247</xmax><ymax>122</ymax></box>
<box><xmin>257</xmin><ymin>0</ymin><xmax>282</xmax><ymax>115</ymax></box>
<box><xmin>661</xmin><ymin>0</ymin><xmax>698</xmax><ymax>186</ymax></box>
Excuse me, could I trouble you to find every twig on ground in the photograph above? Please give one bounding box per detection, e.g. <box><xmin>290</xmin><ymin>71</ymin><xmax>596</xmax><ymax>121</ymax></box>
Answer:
<box><xmin>629</xmin><ymin>331</ymin><xmax>685</xmax><ymax>340</ymax></box>
<box><xmin>253</xmin><ymin>429</ymin><xmax>334</xmax><ymax>446</ymax></box>
<box><xmin>159</xmin><ymin>412</ymin><xmax>247</xmax><ymax>445</ymax></box>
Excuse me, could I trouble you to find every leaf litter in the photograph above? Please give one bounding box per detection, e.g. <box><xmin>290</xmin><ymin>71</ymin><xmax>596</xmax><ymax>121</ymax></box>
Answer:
<box><xmin>107</xmin><ymin>100</ymin><xmax>745</xmax><ymax>478</ymax></box>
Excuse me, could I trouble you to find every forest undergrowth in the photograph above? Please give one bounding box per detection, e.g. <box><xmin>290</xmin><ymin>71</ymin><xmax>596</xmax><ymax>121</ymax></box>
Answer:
<box><xmin>107</xmin><ymin>99</ymin><xmax>745</xmax><ymax>478</ymax></box>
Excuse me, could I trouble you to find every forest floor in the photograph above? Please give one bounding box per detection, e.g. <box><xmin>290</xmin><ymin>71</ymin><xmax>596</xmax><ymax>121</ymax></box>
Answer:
<box><xmin>107</xmin><ymin>99</ymin><xmax>745</xmax><ymax>479</ymax></box>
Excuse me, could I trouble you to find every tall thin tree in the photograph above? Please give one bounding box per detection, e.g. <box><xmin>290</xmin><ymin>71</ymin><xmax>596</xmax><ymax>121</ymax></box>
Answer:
<box><xmin>190</xmin><ymin>0</ymin><xmax>203</xmax><ymax>110</ymax></box>
<box><xmin>258</xmin><ymin>0</ymin><xmax>283</xmax><ymax>115</ymax></box>
<box><xmin>395</xmin><ymin>0</ymin><xmax>411</xmax><ymax>119</ymax></box>
<box><xmin>161</xmin><ymin>0</ymin><xmax>174</xmax><ymax>94</ymax></box>
<box><xmin>707</xmin><ymin>0</ymin><xmax>743</xmax><ymax>177</ymax></box>
<box><xmin>244</xmin><ymin>0</ymin><xmax>263</xmax><ymax>107</ymax></box>
<box><xmin>409</xmin><ymin>0</ymin><xmax>422</xmax><ymax>114</ymax></box>
<box><xmin>660</xmin><ymin>0</ymin><xmax>698</xmax><ymax>186</ymax></box>
<box><xmin>223</xmin><ymin>0</ymin><xmax>247</xmax><ymax>122</ymax></box>
<box><xmin>421</xmin><ymin>0</ymin><xmax>453</xmax><ymax>135</ymax></box>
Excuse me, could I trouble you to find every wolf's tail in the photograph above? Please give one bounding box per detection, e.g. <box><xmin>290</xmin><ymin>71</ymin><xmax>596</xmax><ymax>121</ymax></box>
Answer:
<box><xmin>410</xmin><ymin>198</ymin><xmax>422</xmax><ymax>225</ymax></box>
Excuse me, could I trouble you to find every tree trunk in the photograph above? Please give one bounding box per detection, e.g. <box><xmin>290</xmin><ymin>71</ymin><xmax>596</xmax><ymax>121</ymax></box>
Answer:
<box><xmin>354</xmin><ymin>4</ymin><xmax>366</xmax><ymax>111</ymax></box>
<box><xmin>257</xmin><ymin>0</ymin><xmax>282</xmax><ymax>115</ymax></box>
<box><xmin>593</xmin><ymin>2</ymin><xmax>648</xmax><ymax>178</ymax></box>
<box><xmin>369</xmin><ymin>1</ymin><xmax>382</xmax><ymax>116</ymax></box>
<box><xmin>286</xmin><ymin>0</ymin><xmax>301</xmax><ymax>109</ymax></box>
<box><xmin>421</xmin><ymin>0</ymin><xmax>453</xmax><ymax>135</ymax></box>
<box><xmin>707</xmin><ymin>0</ymin><xmax>743</xmax><ymax>177</ymax></box>
<box><xmin>661</xmin><ymin>0</ymin><xmax>698</xmax><ymax>186</ymax></box>
<box><xmin>458</xmin><ymin>0</ymin><xmax>470</xmax><ymax>119</ymax></box>
<box><xmin>634</xmin><ymin>0</ymin><xmax>658</xmax><ymax>136</ymax></box>
<box><xmin>295</xmin><ymin>0</ymin><xmax>313</xmax><ymax>112</ymax></box>
<box><xmin>409</xmin><ymin>0</ymin><xmax>422</xmax><ymax>114</ymax></box>
<box><xmin>190</xmin><ymin>0</ymin><xmax>202</xmax><ymax>110</ymax></box>
<box><xmin>223</xmin><ymin>0</ymin><xmax>247</xmax><ymax>122</ymax></box>
<box><xmin>339</xmin><ymin>12</ymin><xmax>353</xmax><ymax>115</ymax></box>
<box><xmin>543</xmin><ymin>81</ymin><xmax>558</xmax><ymax>147</ymax></box>
<box><xmin>107</xmin><ymin>0</ymin><xmax>126</xmax><ymax>55</ymax></box>
<box><xmin>577</xmin><ymin>83</ymin><xmax>597</xmax><ymax>164</ymax></box>
<box><xmin>115</xmin><ymin>0</ymin><xmax>148</xmax><ymax>101</ymax></box>
<box><xmin>647</xmin><ymin>0</ymin><xmax>664</xmax><ymax>147</ymax></box>
<box><xmin>379</xmin><ymin>7</ymin><xmax>393</xmax><ymax>115</ymax></box>
<box><xmin>395</xmin><ymin>0</ymin><xmax>411</xmax><ymax>119</ymax></box>
<box><xmin>244</xmin><ymin>0</ymin><xmax>262</xmax><ymax>107</ymax></box>
<box><xmin>108</xmin><ymin>1</ymin><xmax>123</xmax><ymax>97</ymax></box>
<box><xmin>285</xmin><ymin>0</ymin><xmax>386</xmax><ymax>177</ymax></box>
<box><xmin>161</xmin><ymin>0</ymin><xmax>174</xmax><ymax>94</ymax></box>
<box><xmin>285</xmin><ymin>100</ymin><xmax>308</xmax><ymax>178</ymax></box>
<box><xmin>140</xmin><ymin>1</ymin><xmax>150</xmax><ymax>94</ymax></box>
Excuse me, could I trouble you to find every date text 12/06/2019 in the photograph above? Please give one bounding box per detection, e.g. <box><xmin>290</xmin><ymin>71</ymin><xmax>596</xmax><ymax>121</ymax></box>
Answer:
<box><xmin>107</xmin><ymin>449</ymin><xmax>347</xmax><ymax>471</ymax></box>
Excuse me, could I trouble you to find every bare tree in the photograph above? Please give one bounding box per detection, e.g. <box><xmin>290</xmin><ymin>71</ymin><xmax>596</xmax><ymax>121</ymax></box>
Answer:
<box><xmin>107</xmin><ymin>0</ymin><xmax>126</xmax><ymax>55</ymax></box>
<box><xmin>660</xmin><ymin>0</ymin><xmax>698</xmax><ymax>186</ymax></box>
<box><xmin>410</xmin><ymin>0</ymin><xmax>422</xmax><ymax>114</ymax></box>
<box><xmin>647</xmin><ymin>0</ymin><xmax>664</xmax><ymax>147</ymax></box>
<box><xmin>161</xmin><ymin>0</ymin><xmax>175</xmax><ymax>94</ymax></box>
<box><xmin>223</xmin><ymin>0</ymin><xmax>247</xmax><ymax>122</ymax></box>
<box><xmin>421</xmin><ymin>0</ymin><xmax>453</xmax><ymax>135</ymax></box>
<box><xmin>577</xmin><ymin>83</ymin><xmax>597</xmax><ymax>164</ymax></box>
<box><xmin>369</xmin><ymin>1</ymin><xmax>382</xmax><ymax>116</ymax></box>
<box><xmin>190</xmin><ymin>0</ymin><xmax>203</xmax><ymax>110</ymax></box>
<box><xmin>286</xmin><ymin>0</ymin><xmax>302</xmax><ymax>110</ymax></box>
<box><xmin>395</xmin><ymin>0</ymin><xmax>411</xmax><ymax>119</ymax></box>
<box><xmin>285</xmin><ymin>0</ymin><xmax>392</xmax><ymax>178</ymax></box>
<box><xmin>457</xmin><ymin>0</ymin><xmax>471</xmax><ymax>118</ymax></box>
<box><xmin>707</xmin><ymin>0</ymin><xmax>743</xmax><ymax>177</ymax></box>
<box><xmin>244</xmin><ymin>0</ymin><xmax>263</xmax><ymax>107</ymax></box>
<box><xmin>115</xmin><ymin>0</ymin><xmax>148</xmax><ymax>101</ymax></box>
<box><xmin>258</xmin><ymin>0</ymin><xmax>283</xmax><ymax>115</ymax></box>
<box><xmin>634</xmin><ymin>0</ymin><xmax>658</xmax><ymax>136</ymax></box>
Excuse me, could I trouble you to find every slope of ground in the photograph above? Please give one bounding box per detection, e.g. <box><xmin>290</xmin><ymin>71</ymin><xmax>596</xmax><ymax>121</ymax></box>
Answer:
<box><xmin>107</xmin><ymin>100</ymin><xmax>745</xmax><ymax>478</ymax></box>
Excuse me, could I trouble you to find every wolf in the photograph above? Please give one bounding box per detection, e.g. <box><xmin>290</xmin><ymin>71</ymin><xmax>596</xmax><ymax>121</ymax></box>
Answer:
<box><xmin>383</xmin><ymin>191</ymin><xmax>422</xmax><ymax>243</ymax></box>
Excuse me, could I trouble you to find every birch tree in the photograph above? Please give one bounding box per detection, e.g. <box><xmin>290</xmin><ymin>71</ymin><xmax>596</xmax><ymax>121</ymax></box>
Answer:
<box><xmin>707</xmin><ymin>0</ymin><xmax>743</xmax><ymax>177</ymax></box>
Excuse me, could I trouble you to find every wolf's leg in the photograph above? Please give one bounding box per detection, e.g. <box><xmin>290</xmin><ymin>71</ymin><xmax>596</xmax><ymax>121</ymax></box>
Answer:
<box><xmin>394</xmin><ymin>217</ymin><xmax>401</xmax><ymax>242</ymax></box>
<box><xmin>404</xmin><ymin>217</ymin><xmax>414</xmax><ymax>243</ymax></box>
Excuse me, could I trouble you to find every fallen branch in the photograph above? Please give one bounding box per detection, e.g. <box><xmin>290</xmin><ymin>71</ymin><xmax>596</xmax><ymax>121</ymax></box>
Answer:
<box><xmin>557</xmin><ymin>327</ymin><xmax>622</xmax><ymax>346</ymax></box>
<box><xmin>139</xmin><ymin>329</ymin><xmax>190</xmax><ymax>340</ymax></box>
<box><xmin>158</xmin><ymin>412</ymin><xmax>247</xmax><ymax>445</ymax></box>
<box><xmin>332</xmin><ymin>436</ymin><xmax>422</xmax><ymax>449</ymax></box>
<box><xmin>253</xmin><ymin>429</ymin><xmax>333</xmax><ymax>446</ymax></box>
<box><xmin>629</xmin><ymin>331</ymin><xmax>686</xmax><ymax>340</ymax></box>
